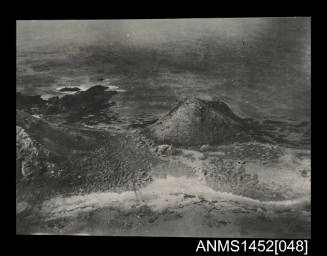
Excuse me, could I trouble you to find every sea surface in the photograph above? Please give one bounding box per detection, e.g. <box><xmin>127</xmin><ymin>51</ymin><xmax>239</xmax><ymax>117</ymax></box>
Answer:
<box><xmin>16</xmin><ymin>18</ymin><xmax>311</xmax><ymax>147</ymax></box>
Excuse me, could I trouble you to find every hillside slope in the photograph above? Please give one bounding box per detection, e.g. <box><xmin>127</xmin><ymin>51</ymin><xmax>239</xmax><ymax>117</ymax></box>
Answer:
<box><xmin>147</xmin><ymin>97</ymin><xmax>254</xmax><ymax>146</ymax></box>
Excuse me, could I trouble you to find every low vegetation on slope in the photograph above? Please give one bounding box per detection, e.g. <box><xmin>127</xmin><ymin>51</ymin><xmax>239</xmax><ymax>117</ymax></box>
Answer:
<box><xmin>16</xmin><ymin>110</ymin><xmax>158</xmax><ymax>204</ymax></box>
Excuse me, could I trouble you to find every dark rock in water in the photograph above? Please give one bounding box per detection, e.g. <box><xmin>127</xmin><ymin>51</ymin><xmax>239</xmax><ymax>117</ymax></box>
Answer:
<box><xmin>17</xmin><ymin>85</ymin><xmax>117</xmax><ymax>123</ymax></box>
<box><xmin>56</xmin><ymin>85</ymin><xmax>113</xmax><ymax>111</ymax></box>
<box><xmin>59</xmin><ymin>87</ymin><xmax>80</xmax><ymax>92</ymax></box>
<box><xmin>147</xmin><ymin>97</ymin><xmax>252</xmax><ymax>146</ymax></box>
<box><xmin>84</xmin><ymin>85</ymin><xmax>108</xmax><ymax>93</ymax></box>
<box><xmin>16</xmin><ymin>92</ymin><xmax>46</xmax><ymax>112</ymax></box>
<box><xmin>45</xmin><ymin>85</ymin><xmax>117</xmax><ymax>122</ymax></box>
<box><xmin>57</xmin><ymin>85</ymin><xmax>117</xmax><ymax>122</ymax></box>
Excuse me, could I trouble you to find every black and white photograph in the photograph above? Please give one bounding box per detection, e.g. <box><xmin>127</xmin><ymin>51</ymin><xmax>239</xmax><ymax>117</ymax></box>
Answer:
<box><xmin>16</xmin><ymin>18</ymin><xmax>311</xmax><ymax>238</ymax></box>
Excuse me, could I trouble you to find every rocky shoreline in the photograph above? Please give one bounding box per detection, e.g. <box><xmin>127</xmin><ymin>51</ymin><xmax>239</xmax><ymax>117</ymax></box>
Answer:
<box><xmin>16</xmin><ymin>87</ymin><xmax>311</xmax><ymax>237</ymax></box>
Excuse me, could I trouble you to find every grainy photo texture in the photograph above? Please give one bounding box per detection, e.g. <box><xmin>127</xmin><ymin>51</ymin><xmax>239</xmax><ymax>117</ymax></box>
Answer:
<box><xmin>16</xmin><ymin>18</ymin><xmax>311</xmax><ymax>237</ymax></box>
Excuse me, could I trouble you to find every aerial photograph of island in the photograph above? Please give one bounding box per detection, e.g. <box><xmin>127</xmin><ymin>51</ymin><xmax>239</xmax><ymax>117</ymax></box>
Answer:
<box><xmin>16</xmin><ymin>18</ymin><xmax>311</xmax><ymax>237</ymax></box>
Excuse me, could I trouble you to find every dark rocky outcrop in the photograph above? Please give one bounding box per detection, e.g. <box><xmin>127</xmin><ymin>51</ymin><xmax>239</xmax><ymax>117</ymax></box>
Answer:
<box><xmin>46</xmin><ymin>85</ymin><xmax>117</xmax><ymax>115</ymax></box>
<box><xmin>17</xmin><ymin>85</ymin><xmax>118</xmax><ymax>123</ymax></box>
<box><xmin>146</xmin><ymin>97</ymin><xmax>255</xmax><ymax>146</ymax></box>
<box><xmin>58</xmin><ymin>87</ymin><xmax>80</xmax><ymax>92</ymax></box>
<box><xmin>16</xmin><ymin>92</ymin><xmax>46</xmax><ymax>113</ymax></box>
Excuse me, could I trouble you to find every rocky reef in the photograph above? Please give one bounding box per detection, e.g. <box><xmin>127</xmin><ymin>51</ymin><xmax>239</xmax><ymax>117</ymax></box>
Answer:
<box><xmin>16</xmin><ymin>85</ymin><xmax>117</xmax><ymax>123</ymax></box>
<box><xmin>16</xmin><ymin>92</ymin><xmax>46</xmax><ymax>113</ymax></box>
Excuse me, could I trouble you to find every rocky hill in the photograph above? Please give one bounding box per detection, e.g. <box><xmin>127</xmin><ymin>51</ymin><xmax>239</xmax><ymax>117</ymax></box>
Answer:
<box><xmin>146</xmin><ymin>97</ymin><xmax>254</xmax><ymax>146</ymax></box>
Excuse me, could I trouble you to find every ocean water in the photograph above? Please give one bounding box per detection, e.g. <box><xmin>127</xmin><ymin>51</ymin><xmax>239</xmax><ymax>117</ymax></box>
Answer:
<box><xmin>16</xmin><ymin>18</ymin><xmax>311</xmax><ymax>146</ymax></box>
